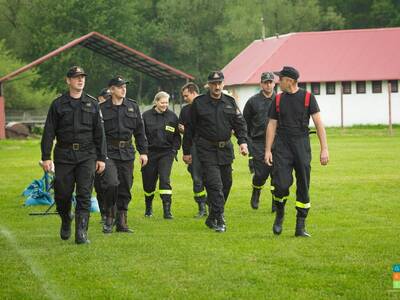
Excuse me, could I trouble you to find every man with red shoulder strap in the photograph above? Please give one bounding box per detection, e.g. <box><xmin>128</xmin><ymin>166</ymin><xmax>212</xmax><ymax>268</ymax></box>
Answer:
<box><xmin>264</xmin><ymin>66</ymin><xmax>329</xmax><ymax>237</ymax></box>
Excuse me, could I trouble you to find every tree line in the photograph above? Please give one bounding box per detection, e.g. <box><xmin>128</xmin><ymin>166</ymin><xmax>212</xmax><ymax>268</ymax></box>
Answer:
<box><xmin>0</xmin><ymin>0</ymin><xmax>399</xmax><ymax>109</ymax></box>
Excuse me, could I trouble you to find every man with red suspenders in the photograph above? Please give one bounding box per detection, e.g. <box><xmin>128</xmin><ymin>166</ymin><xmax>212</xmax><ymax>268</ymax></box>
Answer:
<box><xmin>264</xmin><ymin>66</ymin><xmax>329</xmax><ymax>237</ymax></box>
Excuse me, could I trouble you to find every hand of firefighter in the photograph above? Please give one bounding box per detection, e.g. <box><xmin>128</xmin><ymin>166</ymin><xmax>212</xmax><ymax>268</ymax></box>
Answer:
<box><xmin>320</xmin><ymin>148</ymin><xmax>329</xmax><ymax>166</ymax></box>
<box><xmin>96</xmin><ymin>161</ymin><xmax>106</xmax><ymax>174</ymax></box>
<box><xmin>139</xmin><ymin>154</ymin><xmax>148</xmax><ymax>167</ymax></box>
<box><xmin>182</xmin><ymin>154</ymin><xmax>192</xmax><ymax>164</ymax></box>
<box><xmin>264</xmin><ymin>151</ymin><xmax>273</xmax><ymax>166</ymax></box>
<box><xmin>41</xmin><ymin>160</ymin><xmax>54</xmax><ymax>174</ymax></box>
<box><xmin>239</xmin><ymin>143</ymin><xmax>248</xmax><ymax>156</ymax></box>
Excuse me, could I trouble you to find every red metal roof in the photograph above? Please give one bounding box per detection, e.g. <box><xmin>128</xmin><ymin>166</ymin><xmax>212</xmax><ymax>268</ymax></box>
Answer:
<box><xmin>222</xmin><ymin>27</ymin><xmax>400</xmax><ymax>85</ymax></box>
<box><xmin>0</xmin><ymin>31</ymin><xmax>194</xmax><ymax>83</ymax></box>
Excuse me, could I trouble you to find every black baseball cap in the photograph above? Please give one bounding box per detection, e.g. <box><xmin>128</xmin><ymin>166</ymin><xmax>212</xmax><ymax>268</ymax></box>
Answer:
<box><xmin>261</xmin><ymin>72</ymin><xmax>274</xmax><ymax>82</ymax></box>
<box><xmin>66</xmin><ymin>66</ymin><xmax>87</xmax><ymax>78</ymax></box>
<box><xmin>207</xmin><ymin>71</ymin><xmax>224</xmax><ymax>83</ymax></box>
<box><xmin>108</xmin><ymin>76</ymin><xmax>130</xmax><ymax>87</ymax></box>
<box><xmin>274</xmin><ymin>66</ymin><xmax>300</xmax><ymax>80</ymax></box>
<box><xmin>98</xmin><ymin>88</ymin><xmax>110</xmax><ymax>98</ymax></box>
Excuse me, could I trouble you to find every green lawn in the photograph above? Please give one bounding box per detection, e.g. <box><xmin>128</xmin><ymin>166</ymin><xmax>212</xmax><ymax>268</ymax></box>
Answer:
<box><xmin>0</xmin><ymin>127</ymin><xmax>400</xmax><ymax>299</ymax></box>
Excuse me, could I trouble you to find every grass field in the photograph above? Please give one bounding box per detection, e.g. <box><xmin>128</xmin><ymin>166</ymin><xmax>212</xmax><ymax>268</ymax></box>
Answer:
<box><xmin>0</xmin><ymin>127</ymin><xmax>400</xmax><ymax>299</ymax></box>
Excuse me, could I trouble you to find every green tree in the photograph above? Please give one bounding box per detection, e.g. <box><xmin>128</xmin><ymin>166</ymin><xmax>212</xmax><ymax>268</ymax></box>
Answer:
<box><xmin>0</xmin><ymin>40</ymin><xmax>55</xmax><ymax>109</ymax></box>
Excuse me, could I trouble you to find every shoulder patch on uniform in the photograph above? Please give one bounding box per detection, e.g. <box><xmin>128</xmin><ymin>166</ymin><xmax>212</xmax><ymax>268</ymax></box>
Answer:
<box><xmin>128</xmin><ymin>107</ymin><xmax>134</xmax><ymax>112</ymax></box>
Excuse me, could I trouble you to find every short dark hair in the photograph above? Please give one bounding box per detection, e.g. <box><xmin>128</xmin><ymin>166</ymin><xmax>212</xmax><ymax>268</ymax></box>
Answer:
<box><xmin>181</xmin><ymin>82</ymin><xmax>199</xmax><ymax>94</ymax></box>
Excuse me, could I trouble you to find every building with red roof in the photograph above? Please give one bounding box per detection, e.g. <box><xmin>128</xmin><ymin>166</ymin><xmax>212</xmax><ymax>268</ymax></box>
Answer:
<box><xmin>222</xmin><ymin>27</ymin><xmax>400</xmax><ymax>126</ymax></box>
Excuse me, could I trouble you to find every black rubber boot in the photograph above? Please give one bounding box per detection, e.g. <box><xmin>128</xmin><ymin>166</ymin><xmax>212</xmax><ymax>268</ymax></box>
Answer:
<box><xmin>272</xmin><ymin>200</ymin><xmax>286</xmax><ymax>235</ymax></box>
<box><xmin>102</xmin><ymin>206</ymin><xmax>115</xmax><ymax>234</ymax></box>
<box><xmin>215</xmin><ymin>214</ymin><xmax>226</xmax><ymax>233</ymax></box>
<box><xmin>59</xmin><ymin>212</ymin><xmax>72</xmax><ymax>240</ymax></box>
<box><xmin>205</xmin><ymin>204</ymin><xmax>217</xmax><ymax>229</ymax></box>
<box><xmin>75</xmin><ymin>211</ymin><xmax>90</xmax><ymax>244</ymax></box>
<box><xmin>271</xmin><ymin>197</ymin><xmax>277</xmax><ymax>213</ymax></box>
<box><xmin>194</xmin><ymin>196</ymin><xmax>207</xmax><ymax>218</ymax></box>
<box><xmin>250</xmin><ymin>188</ymin><xmax>261</xmax><ymax>209</ymax></box>
<box><xmin>116</xmin><ymin>210</ymin><xmax>134</xmax><ymax>233</ymax></box>
<box><xmin>162</xmin><ymin>201</ymin><xmax>173</xmax><ymax>219</ymax></box>
<box><xmin>295</xmin><ymin>217</ymin><xmax>311</xmax><ymax>237</ymax></box>
<box><xmin>144</xmin><ymin>196</ymin><xmax>153</xmax><ymax>217</ymax></box>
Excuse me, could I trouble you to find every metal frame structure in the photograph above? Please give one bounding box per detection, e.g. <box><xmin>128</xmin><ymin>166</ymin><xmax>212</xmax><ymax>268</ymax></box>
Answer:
<box><xmin>0</xmin><ymin>31</ymin><xmax>194</xmax><ymax>138</ymax></box>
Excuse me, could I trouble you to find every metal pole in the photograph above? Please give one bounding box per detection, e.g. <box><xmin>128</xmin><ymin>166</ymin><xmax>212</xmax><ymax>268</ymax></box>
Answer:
<box><xmin>0</xmin><ymin>81</ymin><xmax>5</xmax><ymax>139</ymax></box>
<box><xmin>388</xmin><ymin>81</ymin><xmax>393</xmax><ymax>136</ymax></box>
<box><xmin>340</xmin><ymin>83</ymin><xmax>344</xmax><ymax>128</ymax></box>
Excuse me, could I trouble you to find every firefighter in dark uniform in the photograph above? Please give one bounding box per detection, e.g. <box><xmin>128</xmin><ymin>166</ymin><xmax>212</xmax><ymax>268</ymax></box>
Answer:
<box><xmin>183</xmin><ymin>71</ymin><xmax>248</xmax><ymax>233</ymax></box>
<box><xmin>94</xmin><ymin>87</ymin><xmax>112</xmax><ymax>223</ymax></box>
<box><xmin>142</xmin><ymin>91</ymin><xmax>181</xmax><ymax>219</ymax></box>
<box><xmin>100</xmin><ymin>76</ymin><xmax>148</xmax><ymax>233</ymax></box>
<box><xmin>41</xmin><ymin>66</ymin><xmax>106</xmax><ymax>244</ymax></box>
<box><xmin>179</xmin><ymin>82</ymin><xmax>207</xmax><ymax>218</ymax></box>
<box><xmin>265</xmin><ymin>66</ymin><xmax>329</xmax><ymax>237</ymax></box>
<box><xmin>243</xmin><ymin>72</ymin><xmax>275</xmax><ymax>212</ymax></box>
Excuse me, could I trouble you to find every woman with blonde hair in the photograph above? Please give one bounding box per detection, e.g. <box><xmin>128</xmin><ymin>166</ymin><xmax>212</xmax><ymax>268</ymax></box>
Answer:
<box><xmin>141</xmin><ymin>91</ymin><xmax>181</xmax><ymax>219</ymax></box>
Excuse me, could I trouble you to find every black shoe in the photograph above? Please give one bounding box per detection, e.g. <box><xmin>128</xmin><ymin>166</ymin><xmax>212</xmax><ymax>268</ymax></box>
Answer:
<box><xmin>251</xmin><ymin>188</ymin><xmax>261</xmax><ymax>209</ymax></box>
<box><xmin>205</xmin><ymin>216</ymin><xmax>217</xmax><ymax>229</ymax></box>
<box><xmin>60</xmin><ymin>213</ymin><xmax>72</xmax><ymax>240</ymax></box>
<box><xmin>215</xmin><ymin>216</ymin><xmax>226</xmax><ymax>233</ymax></box>
<box><xmin>295</xmin><ymin>217</ymin><xmax>311</xmax><ymax>237</ymax></box>
<box><xmin>272</xmin><ymin>201</ymin><xmax>285</xmax><ymax>235</ymax></box>
<box><xmin>75</xmin><ymin>212</ymin><xmax>90</xmax><ymax>244</ymax></box>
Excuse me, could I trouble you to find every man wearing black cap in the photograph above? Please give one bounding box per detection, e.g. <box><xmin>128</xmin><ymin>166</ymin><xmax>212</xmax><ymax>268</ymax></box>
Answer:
<box><xmin>41</xmin><ymin>66</ymin><xmax>106</xmax><ymax>244</ymax></box>
<box><xmin>179</xmin><ymin>82</ymin><xmax>207</xmax><ymax>218</ymax></box>
<box><xmin>183</xmin><ymin>71</ymin><xmax>248</xmax><ymax>233</ymax></box>
<box><xmin>265</xmin><ymin>66</ymin><xmax>329</xmax><ymax>237</ymax></box>
<box><xmin>243</xmin><ymin>72</ymin><xmax>276</xmax><ymax>212</ymax></box>
<box><xmin>100</xmin><ymin>76</ymin><xmax>148</xmax><ymax>233</ymax></box>
<box><xmin>94</xmin><ymin>87</ymin><xmax>112</xmax><ymax>223</ymax></box>
<box><xmin>97</xmin><ymin>88</ymin><xmax>111</xmax><ymax>104</ymax></box>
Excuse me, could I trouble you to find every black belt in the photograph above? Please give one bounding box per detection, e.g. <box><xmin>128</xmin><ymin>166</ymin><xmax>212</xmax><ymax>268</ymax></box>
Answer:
<box><xmin>56</xmin><ymin>142</ymin><xmax>94</xmax><ymax>151</ymax></box>
<box><xmin>200</xmin><ymin>137</ymin><xmax>230</xmax><ymax>148</ymax></box>
<box><xmin>108</xmin><ymin>139</ymin><xmax>132</xmax><ymax>148</ymax></box>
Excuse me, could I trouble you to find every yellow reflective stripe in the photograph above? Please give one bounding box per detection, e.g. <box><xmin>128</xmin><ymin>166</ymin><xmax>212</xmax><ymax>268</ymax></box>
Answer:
<box><xmin>270</xmin><ymin>185</ymin><xmax>275</xmax><ymax>191</ymax></box>
<box><xmin>144</xmin><ymin>190</ymin><xmax>155</xmax><ymax>197</ymax></box>
<box><xmin>165</xmin><ymin>125</ymin><xmax>175</xmax><ymax>132</ymax></box>
<box><xmin>252</xmin><ymin>184</ymin><xmax>264</xmax><ymax>189</ymax></box>
<box><xmin>272</xmin><ymin>195</ymin><xmax>288</xmax><ymax>202</ymax></box>
<box><xmin>194</xmin><ymin>190</ymin><xmax>206</xmax><ymax>197</ymax></box>
<box><xmin>249</xmin><ymin>156</ymin><xmax>253</xmax><ymax>160</ymax></box>
<box><xmin>159</xmin><ymin>189</ymin><xmax>172</xmax><ymax>195</ymax></box>
<box><xmin>296</xmin><ymin>201</ymin><xmax>311</xmax><ymax>209</ymax></box>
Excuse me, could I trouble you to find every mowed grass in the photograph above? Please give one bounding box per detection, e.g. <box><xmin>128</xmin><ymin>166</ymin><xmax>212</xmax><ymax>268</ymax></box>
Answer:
<box><xmin>0</xmin><ymin>127</ymin><xmax>399</xmax><ymax>299</ymax></box>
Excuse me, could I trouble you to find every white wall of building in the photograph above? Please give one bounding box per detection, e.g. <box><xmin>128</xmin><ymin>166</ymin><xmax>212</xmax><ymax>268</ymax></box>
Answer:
<box><xmin>227</xmin><ymin>80</ymin><xmax>400</xmax><ymax>126</ymax></box>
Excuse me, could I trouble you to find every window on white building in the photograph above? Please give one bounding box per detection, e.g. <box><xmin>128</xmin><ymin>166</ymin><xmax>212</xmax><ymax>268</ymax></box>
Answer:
<box><xmin>326</xmin><ymin>82</ymin><xmax>335</xmax><ymax>95</ymax></box>
<box><xmin>372</xmin><ymin>81</ymin><xmax>382</xmax><ymax>93</ymax></box>
<box><xmin>390</xmin><ymin>80</ymin><xmax>398</xmax><ymax>93</ymax></box>
<box><xmin>342</xmin><ymin>81</ymin><xmax>351</xmax><ymax>94</ymax></box>
<box><xmin>298</xmin><ymin>82</ymin><xmax>307</xmax><ymax>90</ymax></box>
<box><xmin>311</xmin><ymin>82</ymin><xmax>320</xmax><ymax>95</ymax></box>
<box><xmin>356</xmin><ymin>81</ymin><xmax>366</xmax><ymax>94</ymax></box>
